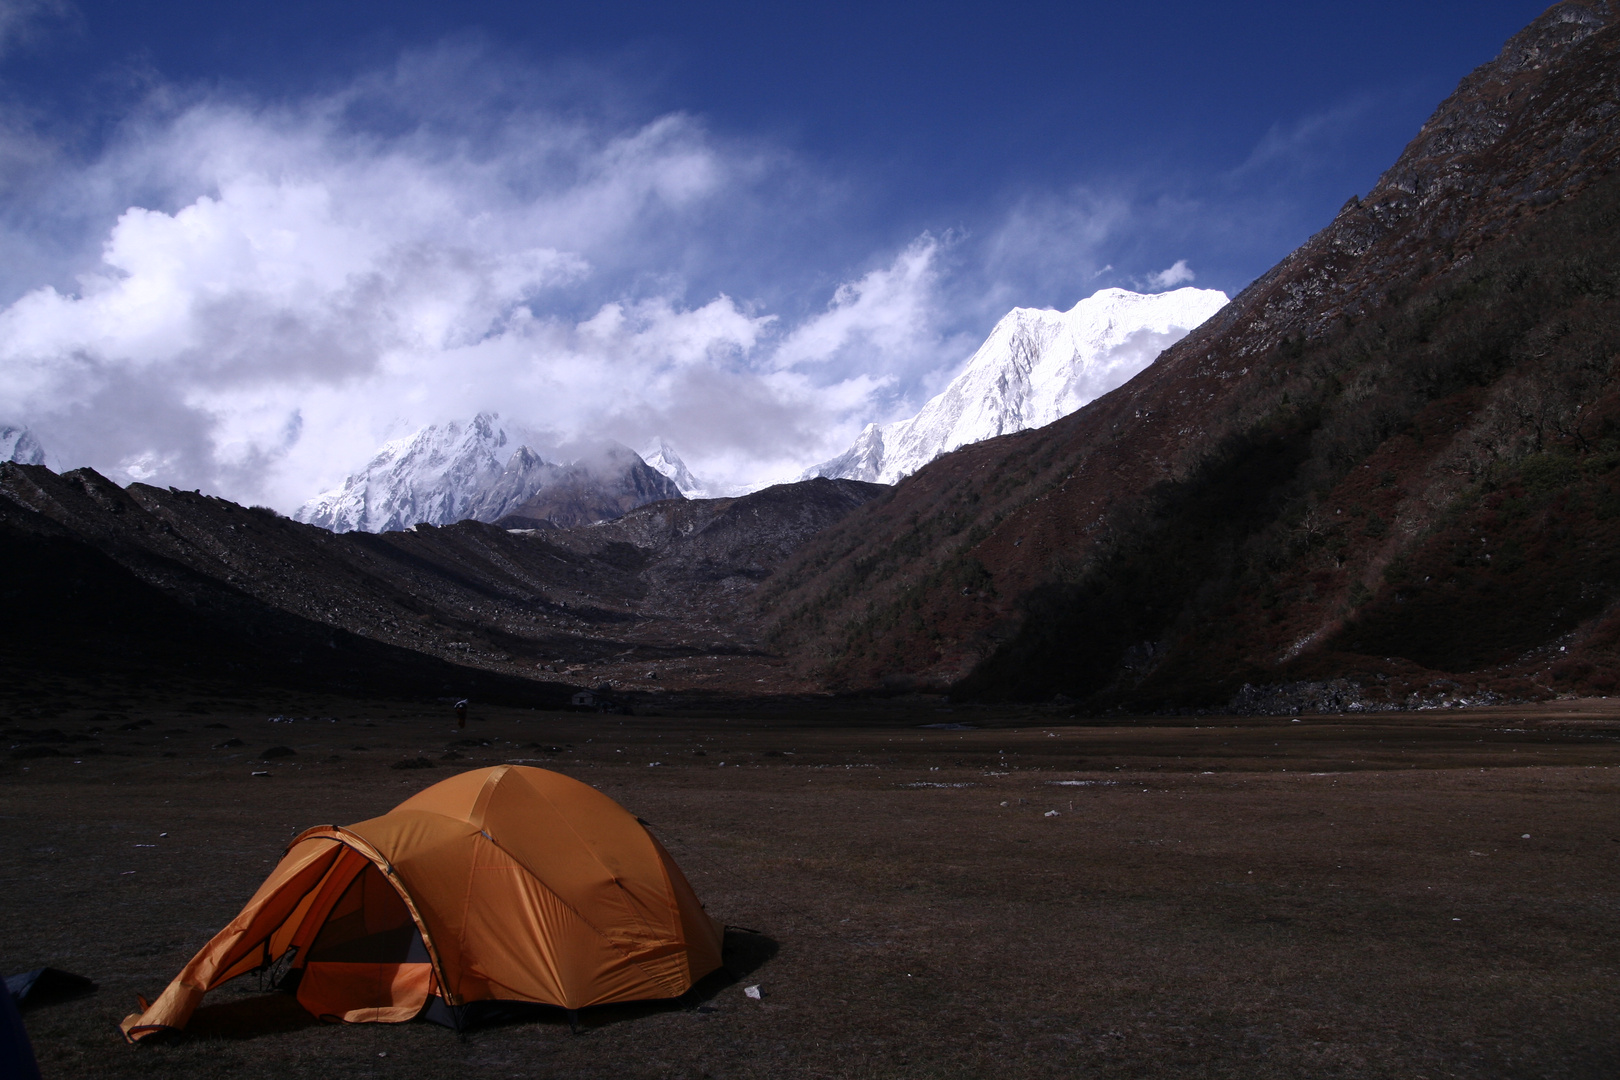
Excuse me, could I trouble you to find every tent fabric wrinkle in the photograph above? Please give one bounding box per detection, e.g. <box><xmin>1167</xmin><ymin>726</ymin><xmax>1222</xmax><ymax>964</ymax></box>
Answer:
<box><xmin>119</xmin><ymin>765</ymin><xmax>723</xmax><ymax>1042</ymax></box>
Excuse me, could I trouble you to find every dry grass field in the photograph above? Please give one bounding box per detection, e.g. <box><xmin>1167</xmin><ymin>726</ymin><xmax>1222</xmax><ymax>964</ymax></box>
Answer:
<box><xmin>5</xmin><ymin>687</ymin><xmax>1619</xmax><ymax>1079</ymax></box>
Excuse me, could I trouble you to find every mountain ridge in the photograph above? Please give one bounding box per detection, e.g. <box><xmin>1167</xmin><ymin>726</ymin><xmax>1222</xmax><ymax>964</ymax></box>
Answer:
<box><xmin>296</xmin><ymin>415</ymin><xmax>684</xmax><ymax>533</ymax></box>
<box><xmin>758</xmin><ymin>0</ymin><xmax>1620</xmax><ymax>709</ymax></box>
<box><xmin>641</xmin><ymin>438</ymin><xmax>709</xmax><ymax>497</ymax></box>
<box><xmin>0</xmin><ymin>460</ymin><xmax>886</xmax><ymax>696</ymax></box>
<box><xmin>806</xmin><ymin>287</ymin><xmax>1228</xmax><ymax>485</ymax></box>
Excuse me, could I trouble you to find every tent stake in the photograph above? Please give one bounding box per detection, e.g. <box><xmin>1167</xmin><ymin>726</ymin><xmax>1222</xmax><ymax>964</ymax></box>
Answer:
<box><xmin>567</xmin><ymin>1010</ymin><xmax>579</xmax><ymax>1035</ymax></box>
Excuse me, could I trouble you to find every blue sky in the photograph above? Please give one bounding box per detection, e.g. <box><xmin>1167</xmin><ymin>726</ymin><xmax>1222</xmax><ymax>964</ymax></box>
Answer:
<box><xmin>0</xmin><ymin>0</ymin><xmax>1551</xmax><ymax>503</ymax></box>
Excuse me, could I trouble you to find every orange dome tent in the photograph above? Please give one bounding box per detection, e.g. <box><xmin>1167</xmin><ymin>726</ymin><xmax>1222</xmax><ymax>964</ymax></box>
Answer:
<box><xmin>120</xmin><ymin>765</ymin><xmax>724</xmax><ymax>1041</ymax></box>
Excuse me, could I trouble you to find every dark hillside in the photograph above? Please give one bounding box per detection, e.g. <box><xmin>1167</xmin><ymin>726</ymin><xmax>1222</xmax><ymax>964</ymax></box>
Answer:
<box><xmin>761</xmin><ymin>1</ymin><xmax>1620</xmax><ymax>709</ymax></box>
<box><xmin>497</xmin><ymin>446</ymin><xmax>684</xmax><ymax>529</ymax></box>
<box><xmin>553</xmin><ymin>478</ymin><xmax>889</xmax><ymax>585</ymax></box>
<box><xmin>966</xmin><ymin>169</ymin><xmax>1620</xmax><ymax>707</ymax></box>
<box><xmin>0</xmin><ymin>489</ymin><xmax>569</xmax><ymax>705</ymax></box>
<box><xmin>0</xmin><ymin>465</ymin><xmax>885</xmax><ymax>697</ymax></box>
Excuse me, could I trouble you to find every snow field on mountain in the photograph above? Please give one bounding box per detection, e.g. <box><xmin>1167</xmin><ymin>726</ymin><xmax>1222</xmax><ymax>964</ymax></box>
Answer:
<box><xmin>809</xmin><ymin>287</ymin><xmax>1228</xmax><ymax>484</ymax></box>
<box><xmin>296</xmin><ymin>416</ymin><xmax>708</xmax><ymax>533</ymax></box>
<box><xmin>295</xmin><ymin>288</ymin><xmax>1226</xmax><ymax>531</ymax></box>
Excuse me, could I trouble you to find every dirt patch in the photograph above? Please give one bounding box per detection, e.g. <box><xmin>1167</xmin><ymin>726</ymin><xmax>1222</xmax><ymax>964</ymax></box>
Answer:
<box><xmin>4</xmin><ymin>686</ymin><xmax>1618</xmax><ymax>1079</ymax></box>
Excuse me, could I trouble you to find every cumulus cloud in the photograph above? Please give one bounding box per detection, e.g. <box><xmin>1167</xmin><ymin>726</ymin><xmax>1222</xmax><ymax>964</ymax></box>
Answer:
<box><xmin>771</xmin><ymin>236</ymin><xmax>947</xmax><ymax>378</ymax></box>
<box><xmin>8</xmin><ymin>39</ymin><xmax>1279</xmax><ymax>506</ymax></box>
<box><xmin>0</xmin><ymin>52</ymin><xmax>993</xmax><ymax>504</ymax></box>
<box><xmin>1149</xmin><ymin>259</ymin><xmax>1195</xmax><ymax>288</ymax></box>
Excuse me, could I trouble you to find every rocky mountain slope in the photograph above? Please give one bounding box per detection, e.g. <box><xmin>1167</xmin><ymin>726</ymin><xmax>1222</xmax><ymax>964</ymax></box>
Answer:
<box><xmin>807</xmin><ymin>287</ymin><xmax>1228</xmax><ymax>484</ymax></box>
<box><xmin>296</xmin><ymin>414</ymin><xmax>682</xmax><ymax>532</ymax></box>
<box><xmin>761</xmin><ymin>0</ymin><xmax>1620</xmax><ymax>710</ymax></box>
<box><xmin>492</xmin><ymin>443</ymin><xmax>686</xmax><ymax>530</ymax></box>
<box><xmin>0</xmin><ymin>461</ymin><xmax>885</xmax><ymax>697</ymax></box>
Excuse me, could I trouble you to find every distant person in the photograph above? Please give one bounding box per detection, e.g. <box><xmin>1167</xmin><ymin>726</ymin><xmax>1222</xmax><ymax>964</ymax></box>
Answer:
<box><xmin>455</xmin><ymin>699</ymin><xmax>468</xmax><ymax>730</ymax></box>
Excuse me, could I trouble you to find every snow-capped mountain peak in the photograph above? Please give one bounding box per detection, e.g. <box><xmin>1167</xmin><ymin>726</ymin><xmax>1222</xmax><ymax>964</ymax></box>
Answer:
<box><xmin>639</xmin><ymin>437</ymin><xmax>708</xmax><ymax>498</ymax></box>
<box><xmin>295</xmin><ymin>414</ymin><xmax>686</xmax><ymax>533</ymax></box>
<box><xmin>1</xmin><ymin>425</ymin><xmax>45</xmax><ymax>466</ymax></box>
<box><xmin>805</xmin><ymin>286</ymin><xmax>1228</xmax><ymax>485</ymax></box>
<box><xmin>297</xmin><ymin>413</ymin><xmax>516</xmax><ymax>533</ymax></box>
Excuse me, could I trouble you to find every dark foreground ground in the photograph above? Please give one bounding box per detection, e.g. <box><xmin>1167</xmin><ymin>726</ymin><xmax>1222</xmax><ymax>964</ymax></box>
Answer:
<box><xmin>4</xmin><ymin>683</ymin><xmax>1618</xmax><ymax>1079</ymax></box>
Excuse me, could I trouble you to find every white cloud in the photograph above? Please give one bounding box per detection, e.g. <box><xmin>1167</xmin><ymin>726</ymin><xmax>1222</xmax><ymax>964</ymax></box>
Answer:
<box><xmin>0</xmin><ymin>59</ymin><xmax>985</xmax><ymax>504</ymax></box>
<box><xmin>0</xmin><ymin>22</ymin><xmax>1444</xmax><ymax>513</ymax></box>
<box><xmin>773</xmin><ymin>236</ymin><xmax>940</xmax><ymax>372</ymax></box>
<box><xmin>5</xmin><ymin>43</ymin><xmax>1257</xmax><ymax>506</ymax></box>
<box><xmin>1149</xmin><ymin>260</ymin><xmax>1195</xmax><ymax>288</ymax></box>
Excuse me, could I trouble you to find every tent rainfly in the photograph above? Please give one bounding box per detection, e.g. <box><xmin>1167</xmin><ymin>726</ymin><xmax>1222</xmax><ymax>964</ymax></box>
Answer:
<box><xmin>120</xmin><ymin>765</ymin><xmax>724</xmax><ymax>1040</ymax></box>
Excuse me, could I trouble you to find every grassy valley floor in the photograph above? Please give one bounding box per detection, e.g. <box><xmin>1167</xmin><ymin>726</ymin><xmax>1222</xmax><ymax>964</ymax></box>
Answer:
<box><xmin>4</xmin><ymin>687</ymin><xmax>1618</xmax><ymax>1079</ymax></box>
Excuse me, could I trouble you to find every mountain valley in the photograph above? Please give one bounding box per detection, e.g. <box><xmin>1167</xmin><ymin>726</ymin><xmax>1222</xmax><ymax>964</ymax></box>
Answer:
<box><xmin>8</xmin><ymin>8</ymin><xmax>1620</xmax><ymax>1080</ymax></box>
<box><xmin>3</xmin><ymin>3</ymin><xmax>1619</xmax><ymax>720</ymax></box>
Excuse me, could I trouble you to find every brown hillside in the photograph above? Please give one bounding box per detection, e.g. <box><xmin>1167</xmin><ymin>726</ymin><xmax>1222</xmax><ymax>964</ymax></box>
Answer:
<box><xmin>0</xmin><ymin>464</ymin><xmax>884</xmax><ymax>697</ymax></box>
<box><xmin>761</xmin><ymin>1</ymin><xmax>1620</xmax><ymax>708</ymax></box>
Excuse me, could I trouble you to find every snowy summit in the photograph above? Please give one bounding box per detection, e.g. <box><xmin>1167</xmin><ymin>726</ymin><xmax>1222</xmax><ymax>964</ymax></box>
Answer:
<box><xmin>296</xmin><ymin>414</ymin><xmax>685</xmax><ymax>533</ymax></box>
<box><xmin>0</xmin><ymin>426</ymin><xmax>45</xmax><ymax>466</ymax></box>
<box><xmin>640</xmin><ymin>438</ymin><xmax>709</xmax><ymax>498</ymax></box>
<box><xmin>805</xmin><ymin>287</ymin><xmax>1228</xmax><ymax>485</ymax></box>
<box><xmin>295</xmin><ymin>414</ymin><xmax>515</xmax><ymax>533</ymax></box>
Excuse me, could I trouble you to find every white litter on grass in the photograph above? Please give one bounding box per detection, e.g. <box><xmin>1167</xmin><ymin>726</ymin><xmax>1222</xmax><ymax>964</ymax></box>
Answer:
<box><xmin>251</xmin><ymin>771</ymin><xmax>270</xmax><ymax>777</ymax></box>
<box><xmin>1046</xmin><ymin>780</ymin><xmax>1116</xmax><ymax>787</ymax></box>
<box><xmin>743</xmin><ymin>985</ymin><xmax>762</xmax><ymax>1000</ymax></box>
<box><xmin>1522</xmin><ymin>833</ymin><xmax>1531</xmax><ymax>839</ymax></box>
<box><xmin>1044</xmin><ymin>810</ymin><xmax>1060</xmax><ymax>817</ymax></box>
<box><xmin>901</xmin><ymin>782</ymin><xmax>976</xmax><ymax>788</ymax></box>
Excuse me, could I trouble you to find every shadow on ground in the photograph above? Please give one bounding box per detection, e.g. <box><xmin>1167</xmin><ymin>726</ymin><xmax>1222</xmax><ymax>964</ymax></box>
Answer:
<box><xmin>445</xmin><ymin>928</ymin><xmax>780</xmax><ymax>1035</ymax></box>
<box><xmin>176</xmin><ymin>929</ymin><xmax>778</xmax><ymax>1041</ymax></box>
<box><xmin>185</xmin><ymin>993</ymin><xmax>321</xmax><ymax>1040</ymax></box>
